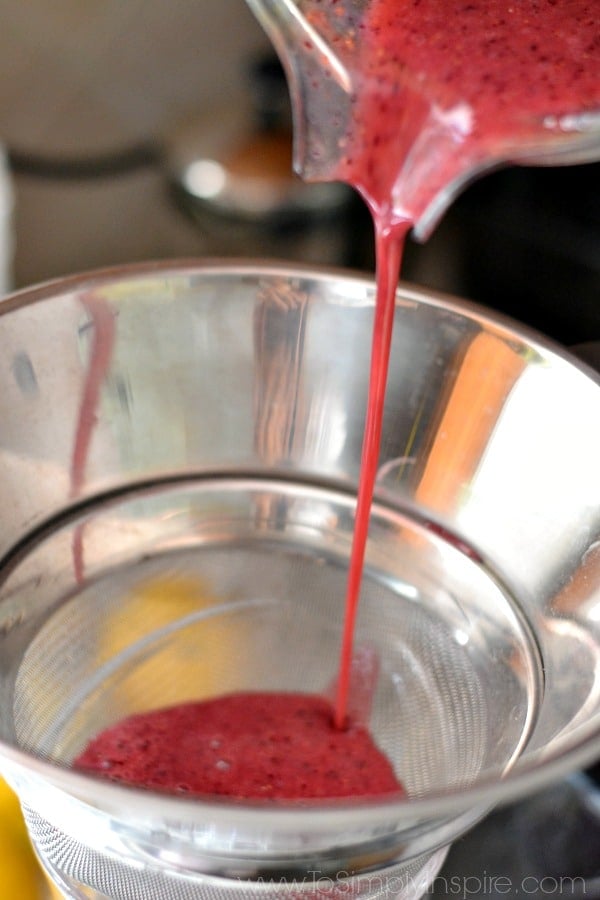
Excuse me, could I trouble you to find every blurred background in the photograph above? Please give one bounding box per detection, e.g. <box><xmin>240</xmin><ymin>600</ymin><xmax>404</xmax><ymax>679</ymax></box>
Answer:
<box><xmin>0</xmin><ymin>0</ymin><xmax>598</xmax><ymax>344</ymax></box>
<box><xmin>0</xmin><ymin>2</ymin><xmax>598</xmax><ymax>897</ymax></box>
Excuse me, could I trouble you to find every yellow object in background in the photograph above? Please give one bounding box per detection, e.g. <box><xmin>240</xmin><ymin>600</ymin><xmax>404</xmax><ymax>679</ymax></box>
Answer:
<box><xmin>0</xmin><ymin>574</ymin><xmax>241</xmax><ymax>898</ymax></box>
<box><xmin>0</xmin><ymin>777</ymin><xmax>61</xmax><ymax>898</ymax></box>
<box><xmin>98</xmin><ymin>573</ymin><xmax>245</xmax><ymax>713</ymax></box>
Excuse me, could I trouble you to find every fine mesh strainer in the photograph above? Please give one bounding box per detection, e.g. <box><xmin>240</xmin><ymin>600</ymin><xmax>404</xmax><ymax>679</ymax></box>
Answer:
<box><xmin>0</xmin><ymin>261</ymin><xmax>599</xmax><ymax>900</ymax></box>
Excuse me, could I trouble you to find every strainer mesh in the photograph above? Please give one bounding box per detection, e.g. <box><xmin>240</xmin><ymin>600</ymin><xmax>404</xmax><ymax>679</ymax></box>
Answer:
<box><xmin>13</xmin><ymin>545</ymin><xmax>499</xmax><ymax>795</ymax></box>
<box><xmin>24</xmin><ymin>804</ymin><xmax>446</xmax><ymax>900</ymax></box>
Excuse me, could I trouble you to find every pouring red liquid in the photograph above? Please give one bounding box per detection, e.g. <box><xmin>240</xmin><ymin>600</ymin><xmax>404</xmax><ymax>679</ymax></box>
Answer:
<box><xmin>74</xmin><ymin>0</ymin><xmax>599</xmax><ymax>798</ymax></box>
<box><xmin>332</xmin><ymin>0</ymin><xmax>600</xmax><ymax>729</ymax></box>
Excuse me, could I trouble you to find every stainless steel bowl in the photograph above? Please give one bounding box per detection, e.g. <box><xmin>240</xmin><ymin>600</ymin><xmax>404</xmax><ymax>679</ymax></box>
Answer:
<box><xmin>0</xmin><ymin>261</ymin><xmax>598</xmax><ymax>899</ymax></box>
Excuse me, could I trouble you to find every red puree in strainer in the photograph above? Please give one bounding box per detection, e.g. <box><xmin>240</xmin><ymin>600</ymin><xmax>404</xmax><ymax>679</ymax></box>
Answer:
<box><xmin>73</xmin><ymin>693</ymin><xmax>403</xmax><ymax>799</ymax></box>
<box><xmin>73</xmin><ymin>1</ymin><xmax>599</xmax><ymax>799</ymax></box>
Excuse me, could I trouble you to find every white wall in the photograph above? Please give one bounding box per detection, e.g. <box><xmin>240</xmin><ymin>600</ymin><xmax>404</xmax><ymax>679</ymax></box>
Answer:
<box><xmin>0</xmin><ymin>0</ymin><xmax>268</xmax><ymax>155</ymax></box>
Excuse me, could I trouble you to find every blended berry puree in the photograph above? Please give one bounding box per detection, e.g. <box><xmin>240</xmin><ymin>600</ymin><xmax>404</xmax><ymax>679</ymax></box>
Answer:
<box><xmin>317</xmin><ymin>0</ymin><xmax>600</xmax><ymax>224</ymax></box>
<box><xmin>73</xmin><ymin>692</ymin><xmax>403</xmax><ymax>800</ymax></box>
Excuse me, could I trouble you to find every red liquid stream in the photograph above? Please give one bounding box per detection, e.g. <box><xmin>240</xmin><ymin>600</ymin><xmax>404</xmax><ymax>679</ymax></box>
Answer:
<box><xmin>333</xmin><ymin>221</ymin><xmax>408</xmax><ymax>728</ymax></box>
<box><xmin>73</xmin><ymin>1</ymin><xmax>599</xmax><ymax>795</ymax></box>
